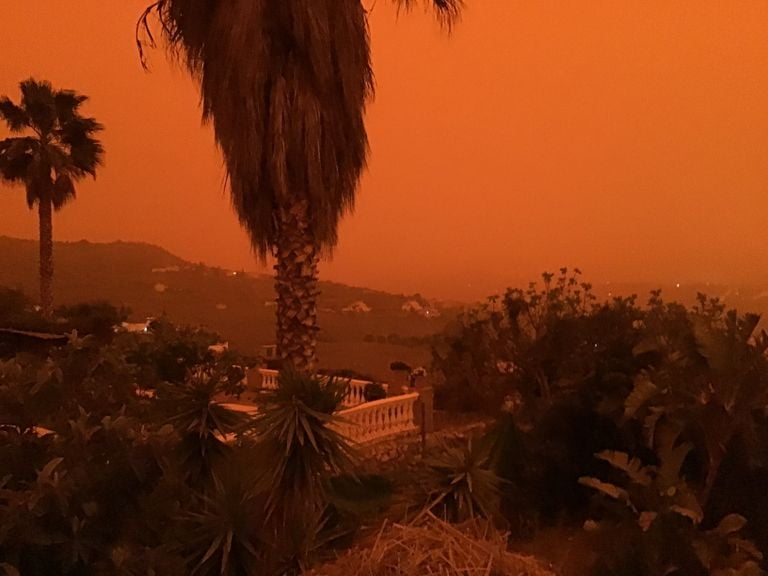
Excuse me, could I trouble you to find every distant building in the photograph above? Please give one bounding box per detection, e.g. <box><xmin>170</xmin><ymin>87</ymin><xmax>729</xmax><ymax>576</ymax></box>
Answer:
<box><xmin>401</xmin><ymin>300</ymin><xmax>423</xmax><ymax>313</ymax></box>
<box><xmin>260</xmin><ymin>344</ymin><xmax>277</xmax><ymax>359</ymax></box>
<box><xmin>151</xmin><ymin>265</ymin><xmax>181</xmax><ymax>273</ymax></box>
<box><xmin>117</xmin><ymin>317</ymin><xmax>156</xmax><ymax>334</ymax></box>
<box><xmin>119</xmin><ymin>320</ymin><xmax>151</xmax><ymax>334</ymax></box>
<box><xmin>401</xmin><ymin>300</ymin><xmax>440</xmax><ymax>318</ymax></box>
<box><xmin>208</xmin><ymin>342</ymin><xmax>229</xmax><ymax>355</ymax></box>
<box><xmin>342</xmin><ymin>300</ymin><xmax>372</xmax><ymax>314</ymax></box>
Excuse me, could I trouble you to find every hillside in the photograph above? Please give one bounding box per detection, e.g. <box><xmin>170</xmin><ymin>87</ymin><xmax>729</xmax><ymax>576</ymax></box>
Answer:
<box><xmin>0</xmin><ymin>237</ymin><xmax>457</xmax><ymax>380</ymax></box>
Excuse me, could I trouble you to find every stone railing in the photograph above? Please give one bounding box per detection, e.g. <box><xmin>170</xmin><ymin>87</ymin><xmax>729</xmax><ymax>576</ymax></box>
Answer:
<box><xmin>333</xmin><ymin>392</ymin><xmax>419</xmax><ymax>444</ymax></box>
<box><xmin>341</xmin><ymin>377</ymin><xmax>389</xmax><ymax>407</ymax></box>
<box><xmin>255</xmin><ymin>368</ymin><xmax>386</xmax><ymax>408</ymax></box>
<box><xmin>258</xmin><ymin>368</ymin><xmax>279</xmax><ymax>390</ymax></box>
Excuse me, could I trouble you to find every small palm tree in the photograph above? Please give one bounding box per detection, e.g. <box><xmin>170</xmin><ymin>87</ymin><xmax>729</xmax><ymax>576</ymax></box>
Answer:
<box><xmin>0</xmin><ymin>79</ymin><xmax>104</xmax><ymax>315</ymax></box>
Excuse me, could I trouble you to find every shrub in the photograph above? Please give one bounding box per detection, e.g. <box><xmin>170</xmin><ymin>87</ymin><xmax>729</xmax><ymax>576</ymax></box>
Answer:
<box><xmin>363</xmin><ymin>382</ymin><xmax>387</xmax><ymax>402</ymax></box>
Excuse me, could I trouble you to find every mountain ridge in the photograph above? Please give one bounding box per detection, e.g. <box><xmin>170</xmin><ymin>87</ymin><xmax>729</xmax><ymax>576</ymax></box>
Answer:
<box><xmin>0</xmin><ymin>236</ymin><xmax>454</xmax><ymax>379</ymax></box>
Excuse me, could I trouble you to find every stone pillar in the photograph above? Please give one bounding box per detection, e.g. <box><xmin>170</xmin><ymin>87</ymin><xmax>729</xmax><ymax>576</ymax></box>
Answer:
<box><xmin>415</xmin><ymin>384</ymin><xmax>434</xmax><ymax>435</ymax></box>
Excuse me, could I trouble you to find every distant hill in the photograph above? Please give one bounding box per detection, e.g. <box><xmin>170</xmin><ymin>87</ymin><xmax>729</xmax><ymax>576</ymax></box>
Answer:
<box><xmin>0</xmin><ymin>237</ymin><xmax>458</xmax><ymax>380</ymax></box>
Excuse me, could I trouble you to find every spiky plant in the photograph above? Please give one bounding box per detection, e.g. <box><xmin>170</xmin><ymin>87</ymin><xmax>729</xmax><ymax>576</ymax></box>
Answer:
<box><xmin>137</xmin><ymin>0</ymin><xmax>462</xmax><ymax>372</ymax></box>
<box><xmin>161</xmin><ymin>368</ymin><xmax>252</xmax><ymax>489</ymax></box>
<box><xmin>423</xmin><ymin>437</ymin><xmax>504</xmax><ymax>523</ymax></box>
<box><xmin>176</xmin><ymin>458</ymin><xmax>265</xmax><ymax>576</ymax></box>
<box><xmin>0</xmin><ymin>79</ymin><xmax>104</xmax><ymax>315</ymax></box>
<box><xmin>251</xmin><ymin>368</ymin><xmax>356</xmax><ymax>523</ymax></box>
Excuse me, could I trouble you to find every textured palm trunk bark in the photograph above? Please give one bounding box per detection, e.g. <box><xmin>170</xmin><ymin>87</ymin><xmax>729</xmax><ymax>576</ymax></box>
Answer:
<box><xmin>38</xmin><ymin>195</ymin><xmax>54</xmax><ymax>317</ymax></box>
<box><xmin>274</xmin><ymin>199</ymin><xmax>320</xmax><ymax>373</ymax></box>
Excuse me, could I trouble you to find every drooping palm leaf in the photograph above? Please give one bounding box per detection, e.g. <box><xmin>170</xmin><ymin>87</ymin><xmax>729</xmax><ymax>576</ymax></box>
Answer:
<box><xmin>137</xmin><ymin>0</ymin><xmax>462</xmax><ymax>368</ymax></box>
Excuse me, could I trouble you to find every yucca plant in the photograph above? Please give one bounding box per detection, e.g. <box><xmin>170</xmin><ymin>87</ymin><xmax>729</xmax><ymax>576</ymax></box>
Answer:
<box><xmin>422</xmin><ymin>437</ymin><xmax>504</xmax><ymax>523</ymax></box>
<box><xmin>251</xmin><ymin>368</ymin><xmax>356</xmax><ymax>523</ymax></box>
<box><xmin>160</xmin><ymin>368</ymin><xmax>252</xmax><ymax>489</ymax></box>
<box><xmin>175</xmin><ymin>457</ymin><xmax>265</xmax><ymax>576</ymax></box>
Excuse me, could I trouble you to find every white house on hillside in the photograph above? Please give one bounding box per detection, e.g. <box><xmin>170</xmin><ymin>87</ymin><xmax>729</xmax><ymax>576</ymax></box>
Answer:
<box><xmin>342</xmin><ymin>300</ymin><xmax>372</xmax><ymax>314</ymax></box>
<box><xmin>402</xmin><ymin>300</ymin><xmax>440</xmax><ymax>318</ymax></box>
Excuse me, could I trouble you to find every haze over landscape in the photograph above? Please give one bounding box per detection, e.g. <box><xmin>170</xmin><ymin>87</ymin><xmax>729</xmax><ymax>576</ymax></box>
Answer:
<box><xmin>3</xmin><ymin>1</ymin><xmax>768</xmax><ymax>301</ymax></box>
<box><xmin>7</xmin><ymin>3</ymin><xmax>768</xmax><ymax>575</ymax></box>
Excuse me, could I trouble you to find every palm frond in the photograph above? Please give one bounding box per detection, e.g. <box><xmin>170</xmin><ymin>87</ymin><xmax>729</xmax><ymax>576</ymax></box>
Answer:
<box><xmin>0</xmin><ymin>137</ymin><xmax>36</xmax><ymax>183</ymax></box>
<box><xmin>0</xmin><ymin>98</ymin><xmax>29</xmax><ymax>132</ymax></box>
<box><xmin>392</xmin><ymin>0</ymin><xmax>464</xmax><ymax>30</ymax></box>
<box><xmin>52</xmin><ymin>174</ymin><xmax>76</xmax><ymax>210</ymax></box>
<box><xmin>53</xmin><ymin>90</ymin><xmax>88</xmax><ymax>123</ymax></box>
<box><xmin>0</xmin><ymin>79</ymin><xmax>103</xmax><ymax>207</ymax></box>
<box><xmin>139</xmin><ymin>0</ymin><xmax>372</xmax><ymax>259</ymax></box>
<box><xmin>19</xmin><ymin>79</ymin><xmax>57</xmax><ymax>136</ymax></box>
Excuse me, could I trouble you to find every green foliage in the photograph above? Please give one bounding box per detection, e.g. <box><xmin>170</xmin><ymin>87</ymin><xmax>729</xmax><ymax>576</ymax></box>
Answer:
<box><xmin>692</xmin><ymin>514</ymin><xmax>764</xmax><ymax>576</ymax></box>
<box><xmin>53</xmin><ymin>301</ymin><xmax>128</xmax><ymax>343</ymax></box>
<box><xmin>328</xmin><ymin>473</ymin><xmax>393</xmax><ymax>518</ymax></box>
<box><xmin>581</xmin><ymin>440</ymin><xmax>764</xmax><ymax>575</ymax></box>
<box><xmin>433</xmin><ymin>268</ymin><xmax>641</xmax><ymax>413</ymax></box>
<box><xmin>0</xmin><ymin>316</ymin><xmax>265</xmax><ymax>575</ymax></box>
<box><xmin>159</xmin><ymin>368</ymin><xmax>251</xmax><ymax>489</ymax></box>
<box><xmin>363</xmin><ymin>382</ymin><xmax>387</xmax><ymax>402</ymax></box>
<box><xmin>174</xmin><ymin>459</ymin><xmax>265</xmax><ymax>576</ymax></box>
<box><xmin>251</xmin><ymin>368</ymin><xmax>356</xmax><ymax>521</ymax></box>
<box><xmin>436</xmin><ymin>271</ymin><xmax>768</xmax><ymax>570</ymax></box>
<box><xmin>422</xmin><ymin>437</ymin><xmax>503</xmax><ymax>523</ymax></box>
<box><xmin>622</xmin><ymin>293</ymin><xmax>768</xmax><ymax>509</ymax></box>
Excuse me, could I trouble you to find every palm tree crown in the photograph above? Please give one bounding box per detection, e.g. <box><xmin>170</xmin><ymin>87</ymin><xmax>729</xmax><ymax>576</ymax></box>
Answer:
<box><xmin>138</xmin><ymin>0</ymin><xmax>461</xmax><ymax>369</ymax></box>
<box><xmin>0</xmin><ymin>79</ymin><xmax>104</xmax><ymax>313</ymax></box>
<box><xmin>0</xmin><ymin>78</ymin><xmax>103</xmax><ymax>210</ymax></box>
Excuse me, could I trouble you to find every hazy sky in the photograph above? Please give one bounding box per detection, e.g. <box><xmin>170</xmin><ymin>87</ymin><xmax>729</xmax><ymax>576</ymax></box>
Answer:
<box><xmin>2</xmin><ymin>1</ymin><xmax>768</xmax><ymax>300</ymax></box>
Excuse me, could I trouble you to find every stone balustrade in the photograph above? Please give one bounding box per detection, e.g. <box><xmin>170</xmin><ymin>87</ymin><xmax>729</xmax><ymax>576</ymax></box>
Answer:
<box><xmin>341</xmin><ymin>377</ymin><xmax>389</xmax><ymax>407</ymax></box>
<box><xmin>334</xmin><ymin>392</ymin><xmax>419</xmax><ymax>444</ymax></box>
<box><xmin>256</xmin><ymin>369</ymin><xmax>387</xmax><ymax>408</ymax></box>
<box><xmin>258</xmin><ymin>368</ymin><xmax>279</xmax><ymax>390</ymax></box>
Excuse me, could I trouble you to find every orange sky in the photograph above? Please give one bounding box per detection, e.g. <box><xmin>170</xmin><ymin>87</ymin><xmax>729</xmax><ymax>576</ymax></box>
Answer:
<box><xmin>2</xmin><ymin>1</ymin><xmax>768</xmax><ymax>300</ymax></box>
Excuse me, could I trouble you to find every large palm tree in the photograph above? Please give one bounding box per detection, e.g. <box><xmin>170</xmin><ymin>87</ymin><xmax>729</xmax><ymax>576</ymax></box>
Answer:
<box><xmin>0</xmin><ymin>79</ymin><xmax>104</xmax><ymax>315</ymax></box>
<box><xmin>138</xmin><ymin>0</ymin><xmax>461</xmax><ymax>373</ymax></box>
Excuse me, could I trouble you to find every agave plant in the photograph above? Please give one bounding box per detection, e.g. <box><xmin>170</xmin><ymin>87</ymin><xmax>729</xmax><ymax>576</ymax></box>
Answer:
<box><xmin>251</xmin><ymin>369</ymin><xmax>356</xmax><ymax>523</ymax></box>
<box><xmin>175</xmin><ymin>458</ymin><xmax>265</xmax><ymax>576</ymax></box>
<box><xmin>160</xmin><ymin>368</ymin><xmax>253</xmax><ymax>489</ymax></box>
<box><xmin>422</xmin><ymin>436</ymin><xmax>504</xmax><ymax>523</ymax></box>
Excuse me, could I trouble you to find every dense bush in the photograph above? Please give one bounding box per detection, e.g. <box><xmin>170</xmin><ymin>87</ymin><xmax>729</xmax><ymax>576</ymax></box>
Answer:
<box><xmin>0</xmin><ymin>315</ymin><xmax>360</xmax><ymax>575</ymax></box>
<box><xmin>435</xmin><ymin>270</ymin><xmax>768</xmax><ymax>573</ymax></box>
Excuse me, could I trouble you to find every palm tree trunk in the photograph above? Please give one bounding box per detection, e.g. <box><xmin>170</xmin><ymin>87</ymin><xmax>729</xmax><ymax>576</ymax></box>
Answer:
<box><xmin>38</xmin><ymin>195</ymin><xmax>54</xmax><ymax>317</ymax></box>
<box><xmin>274</xmin><ymin>199</ymin><xmax>320</xmax><ymax>373</ymax></box>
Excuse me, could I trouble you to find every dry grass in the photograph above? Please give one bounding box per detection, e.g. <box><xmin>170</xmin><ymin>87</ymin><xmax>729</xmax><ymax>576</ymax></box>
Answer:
<box><xmin>307</xmin><ymin>514</ymin><xmax>556</xmax><ymax>576</ymax></box>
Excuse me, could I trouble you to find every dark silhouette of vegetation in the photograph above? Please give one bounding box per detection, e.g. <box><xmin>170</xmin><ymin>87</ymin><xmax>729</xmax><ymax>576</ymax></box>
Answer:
<box><xmin>434</xmin><ymin>269</ymin><xmax>768</xmax><ymax>574</ymax></box>
<box><xmin>0</xmin><ymin>312</ymin><xmax>368</xmax><ymax>575</ymax></box>
<box><xmin>0</xmin><ymin>79</ymin><xmax>103</xmax><ymax>315</ymax></box>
